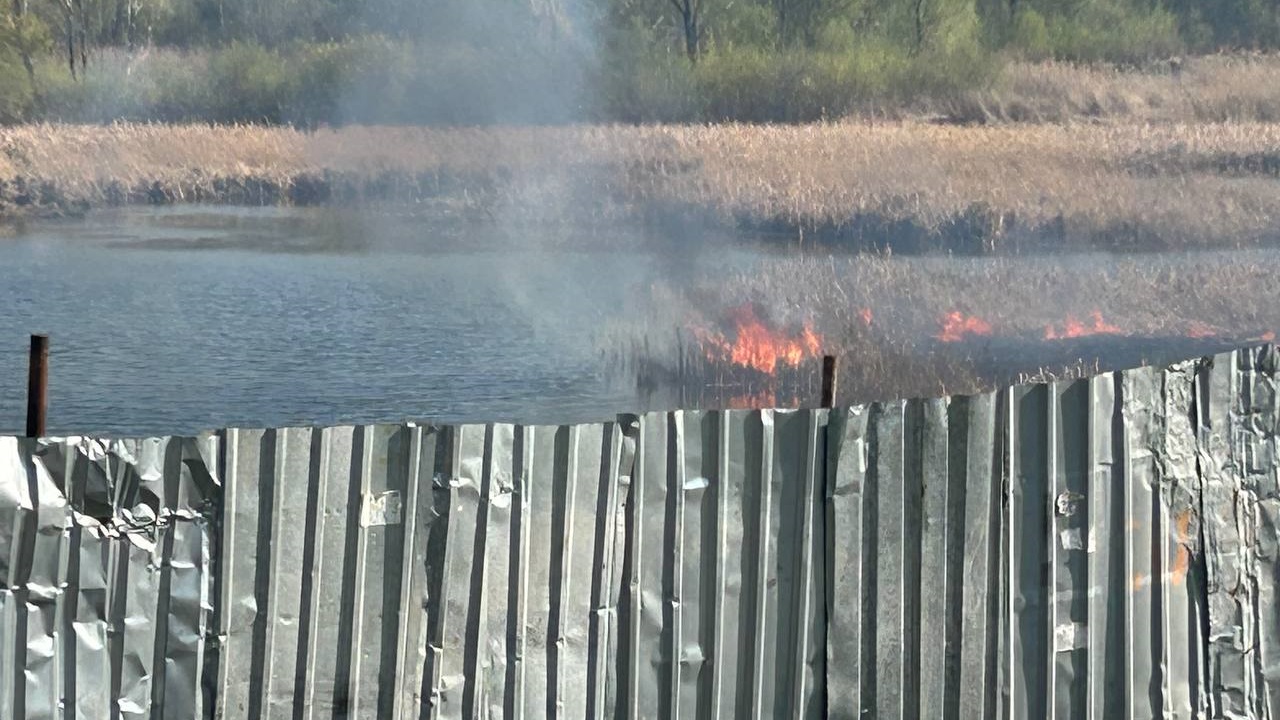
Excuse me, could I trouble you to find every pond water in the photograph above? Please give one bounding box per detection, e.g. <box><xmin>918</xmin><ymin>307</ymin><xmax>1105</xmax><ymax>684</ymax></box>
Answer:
<box><xmin>0</xmin><ymin>206</ymin><xmax>767</xmax><ymax>436</ymax></box>
<box><xmin>4</xmin><ymin>206</ymin><xmax>1275</xmax><ymax>436</ymax></box>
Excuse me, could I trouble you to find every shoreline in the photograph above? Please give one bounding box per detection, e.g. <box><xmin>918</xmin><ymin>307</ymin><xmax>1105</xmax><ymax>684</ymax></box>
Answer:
<box><xmin>5</xmin><ymin>119</ymin><xmax>1280</xmax><ymax>253</ymax></box>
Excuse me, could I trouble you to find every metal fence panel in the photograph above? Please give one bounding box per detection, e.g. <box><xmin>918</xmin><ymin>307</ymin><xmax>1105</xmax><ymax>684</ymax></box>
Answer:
<box><xmin>0</xmin><ymin>435</ymin><xmax>218</xmax><ymax>720</ymax></box>
<box><xmin>2</xmin><ymin>346</ymin><xmax>1280</xmax><ymax>719</ymax></box>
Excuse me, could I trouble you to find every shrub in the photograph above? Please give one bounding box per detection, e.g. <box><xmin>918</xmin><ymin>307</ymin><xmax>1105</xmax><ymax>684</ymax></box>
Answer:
<box><xmin>815</xmin><ymin>19</ymin><xmax>858</xmax><ymax>54</ymax></box>
<box><xmin>285</xmin><ymin>35</ymin><xmax>430</xmax><ymax>125</ymax></box>
<box><xmin>711</xmin><ymin>2</ymin><xmax>779</xmax><ymax>49</ymax></box>
<box><xmin>0</xmin><ymin>53</ymin><xmax>36</xmax><ymax>123</ymax></box>
<box><xmin>0</xmin><ymin>14</ymin><xmax>50</xmax><ymax>122</ymax></box>
<box><xmin>1045</xmin><ymin>3</ymin><xmax>1182</xmax><ymax>64</ymax></box>
<box><xmin>594</xmin><ymin>19</ymin><xmax>702</xmax><ymax>123</ymax></box>
<box><xmin>1010</xmin><ymin>8</ymin><xmax>1052</xmax><ymax>60</ymax></box>
<box><xmin>207</xmin><ymin>41</ymin><xmax>291</xmax><ymax>123</ymax></box>
<box><xmin>593</xmin><ymin>33</ymin><xmax>997</xmax><ymax>124</ymax></box>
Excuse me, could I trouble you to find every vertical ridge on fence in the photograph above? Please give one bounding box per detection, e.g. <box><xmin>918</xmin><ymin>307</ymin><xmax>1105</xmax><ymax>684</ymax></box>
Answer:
<box><xmin>749</xmin><ymin>411</ymin><xmax>776</xmax><ymax>719</ymax></box>
<box><xmin>789</xmin><ymin>408</ymin><xmax>823</xmax><ymax>720</ymax></box>
<box><xmin>301</xmin><ymin>426</ymin><xmax>352</xmax><ymax>718</ymax></box>
<box><xmin>826</xmin><ymin>405</ymin><xmax>869</xmax><ymax>719</ymax></box>
<box><xmin>1239</xmin><ymin>346</ymin><xmax>1279</xmax><ymax>718</ymax></box>
<box><xmin>1005</xmin><ymin>383</ymin><xmax>1050</xmax><ymax>720</ymax></box>
<box><xmin>916</xmin><ymin>397</ymin><xmax>951</xmax><ymax>720</ymax></box>
<box><xmin>956</xmin><ymin>392</ymin><xmax>1001</xmax><ymax>720</ymax></box>
<box><xmin>711</xmin><ymin>410</ymin><xmax>748</xmax><ymax>719</ymax></box>
<box><xmin>1122</xmin><ymin>367</ymin><xmax>1160</xmax><ymax>720</ymax></box>
<box><xmin>108</xmin><ymin>442</ymin><xmax>154</xmax><ymax>718</ymax></box>
<box><xmin>215</xmin><ymin>427</ymin><xmax>251</xmax><ymax>717</ymax></box>
<box><xmin>422</xmin><ymin>424</ymin><xmax>456</xmax><ymax>719</ymax></box>
<box><xmin>262</xmin><ymin>428</ymin><xmax>310</xmax><ymax>718</ymax></box>
<box><xmin>873</xmin><ymin>401</ymin><xmax>907</xmax><ymax>720</ymax></box>
<box><xmin>515</xmin><ymin>424</ymin><xmax>552</xmax><ymax>719</ymax></box>
<box><xmin>43</xmin><ymin>444</ymin><xmax>73</xmax><ymax>720</ymax></box>
<box><xmin>10</xmin><ymin>437</ymin><xmax>69</xmax><ymax>720</ymax></box>
<box><xmin>442</xmin><ymin>423</ymin><xmax>484</xmax><ymax>719</ymax></box>
<box><xmin>507</xmin><ymin>424</ymin><xmax>532</xmax><ymax>719</ymax></box>
<box><xmin>587</xmin><ymin>420</ymin><xmax>632</xmax><ymax>720</ymax></box>
<box><xmin>1240</xmin><ymin>347</ymin><xmax>1280</xmax><ymax>717</ymax></box>
<box><xmin>0</xmin><ymin>437</ymin><xmax>21</xmax><ymax>719</ymax></box>
<box><xmin>623</xmin><ymin>411</ymin><xmax>666</xmax><ymax>717</ymax></box>
<box><xmin>1196</xmin><ymin>346</ymin><xmax>1280</xmax><ymax>718</ymax></box>
<box><xmin>1047</xmin><ymin>378</ymin><xmax>1087</xmax><ymax>718</ymax></box>
<box><xmin>395</xmin><ymin>426</ymin><xmax>436</xmax><ymax>720</ymax></box>
<box><xmin>1196</xmin><ymin>350</ymin><xmax>1251</xmax><ymax>719</ymax></box>
<box><xmin>1084</xmin><ymin>373</ymin><xmax>1121</xmax><ymax>720</ymax></box>
<box><xmin>55</xmin><ymin>444</ymin><xmax>81</xmax><ymax>720</ymax></box>
<box><xmin>560</xmin><ymin>422</ymin><xmax>599</xmax><ymax>712</ymax></box>
<box><xmin>1158</xmin><ymin>359</ymin><xmax>1201</xmax><ymax>719</ymax></box>
<box><xmin>154</xmin><ymin>436</ymin><xmax>219</xmax><ymax>720</ymax></box>
<box><xmin>664</xmin><ymin>414</ymin><xmax>686</xmax><ymax>720</ymax></box>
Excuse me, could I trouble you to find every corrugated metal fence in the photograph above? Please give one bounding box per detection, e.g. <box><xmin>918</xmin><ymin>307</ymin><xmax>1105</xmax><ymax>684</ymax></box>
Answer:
<box><xmin>1</xmin><ymin>346</ymin><xmax>1277</xmax><ymax>719</ymax></box>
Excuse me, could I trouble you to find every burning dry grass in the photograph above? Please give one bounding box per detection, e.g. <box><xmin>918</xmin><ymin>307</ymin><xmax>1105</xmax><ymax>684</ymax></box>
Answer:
<box><xmin>4</xmin><ymin>112</ymin><xmax>1280</xmax><ymax>251</ymax></box>
<box><xmin>614</xmin><ymin>250</ymin><xmax>1280</xmax><ymax>408</ymax></box>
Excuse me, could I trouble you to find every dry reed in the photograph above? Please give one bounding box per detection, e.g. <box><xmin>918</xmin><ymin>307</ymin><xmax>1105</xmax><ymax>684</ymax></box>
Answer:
<box><xmin>4</xmin><ymin>109</ymin><xmax>1280</xmax><ymax>250</ymax></box>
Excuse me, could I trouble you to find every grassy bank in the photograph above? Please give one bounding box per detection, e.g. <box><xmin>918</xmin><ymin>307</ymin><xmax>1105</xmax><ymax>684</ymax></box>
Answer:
<box><xmin>6</xmin><ymin>114</ymin><xmax>1280</xmax><ymax>252</ymax></box>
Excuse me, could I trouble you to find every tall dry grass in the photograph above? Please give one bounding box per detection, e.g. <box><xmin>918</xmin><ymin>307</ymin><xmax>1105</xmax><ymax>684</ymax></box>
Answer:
<box><xmin>945</xmin><ymin>54</ymin><xmax>1280</xmax><ymax>124</ymax></box>
<box><xmin>4</xmin><ymin>117</ymin><xmax>1280</xmax><ymax>250</ymax></box>
<box><xmin>617</xmin><ymin>250</ymin><xmax>1280</xmax><ymax>405</ymax></box>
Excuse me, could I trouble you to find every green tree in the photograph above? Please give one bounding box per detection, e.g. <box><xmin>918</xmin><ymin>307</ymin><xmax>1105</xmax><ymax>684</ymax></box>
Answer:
<box><xmin>771</xmin><ymin>0</ymin><xmax>867</xmax><ymax>46</ymax></box>
<box><xmin>885</xmin><ymin>0</ymin><xmax>979</xmax><ymax>54</ymax></box>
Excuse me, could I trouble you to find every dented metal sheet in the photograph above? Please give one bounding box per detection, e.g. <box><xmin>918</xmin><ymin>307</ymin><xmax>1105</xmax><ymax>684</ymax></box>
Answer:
<box><xmin>0</xmin><ymin>434</ymin><xmax>220</xmax><ymax>720</ymax></box>
<box><xmin>0</xmin><ymin>346</ymin><xmax>1278</xmax><ymax>719</ymax></box>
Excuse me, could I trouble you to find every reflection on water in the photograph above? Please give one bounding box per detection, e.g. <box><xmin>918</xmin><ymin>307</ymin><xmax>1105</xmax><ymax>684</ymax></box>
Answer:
<box><xmin>0</xmin><ymin>206</ymin><xmax>760</xmax><ymax>436</ymax></box>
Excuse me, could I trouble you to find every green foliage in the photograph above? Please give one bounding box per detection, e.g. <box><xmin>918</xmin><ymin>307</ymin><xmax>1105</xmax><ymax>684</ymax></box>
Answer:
<box><xmin>0</xmin><ymin>12</ymin><xmax>52</xmax><ymax>56</ymax></box>
<box><xmin>0</xmin><ymin>15</ymin><xmax>49</xmax><ymax>121</ymax></box>
<box><xmin>287</xmin><ymin>36</ymin><xmax>412</xmax><ymax>125</ymax></box>
<box><xmin>814</xmin><ymin>18</ymin><xmax>858</xmax><ymax>52</ymax></box>
<box><xmin>207</xmin><ymin>42</ymin><xmax>290</xmax><ymax>122</ymax></box>
<box><xmin>0</xmin><ymin>55</ymin><xmax>35</xmax><ymax>123</ymax></box>
<box><xmin>710</xmin><ymin>1</ymin><xmax>778</xmax><ymax>49</ymax></box>
<box><xmin>1043</xmin><ymin>2</ymin><xmax>1182</xmax><ymax>63</ymax></box>
<box><xmin>597</xmin><ymin>35</ymin><xmax>994</xmax><ymax>122</ymax></box>
<box><xmin>1168</xmin><ymin>0</ymin><xmax>1280</xmax><ymax>50</ymax></box>
<box><xmin>0</xmin><ymin>0</ymin><xmax>1276</xmax><ymax>125</ymax></box>
<box><xmin>596</xmin><ymin>20</ymin><xmax>701</xmax><ymax>122</ymax></box>
<box><xmin>1009</xmin><ymin>8</ymin><xmax>1051</xmax><ymax>59</ymax></box>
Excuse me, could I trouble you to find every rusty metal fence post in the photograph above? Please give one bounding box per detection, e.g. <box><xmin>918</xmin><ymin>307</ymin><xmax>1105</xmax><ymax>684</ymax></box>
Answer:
<box><xmin>821</xmin><ymin>354</ymin><xmax>838</xmax><ymax>408</ymax></box>
<box><xmin>26</xmin><ymin>333</ymin><xmax>48</xmax><ymax>437</ymax></box>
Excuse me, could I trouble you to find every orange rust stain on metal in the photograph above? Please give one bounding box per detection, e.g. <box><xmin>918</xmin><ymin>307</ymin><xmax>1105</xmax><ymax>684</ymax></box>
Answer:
<box><xmin>1171</xmin><ymin>508</ymin><xmax>1193</xmax><ymax>586</ymax></box>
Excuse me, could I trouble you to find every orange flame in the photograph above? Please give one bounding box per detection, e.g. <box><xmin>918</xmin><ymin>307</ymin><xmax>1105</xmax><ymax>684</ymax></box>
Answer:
<box><xmin>695</xmin><ymin>304</ymin><xmax>824</xmax><ymax>374</ymax></box>
<box><xmin>1044</xmin><ymin>311</ymin><xmax>1123</xmax><ymax>341</ymax></box>
<box><xmin>937</xmin><ymin>311</ymin><xmax>993</xmax><ymax>342</ymax></box>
